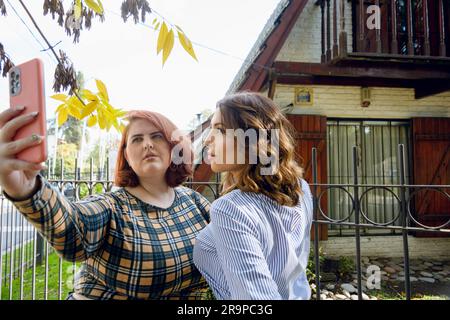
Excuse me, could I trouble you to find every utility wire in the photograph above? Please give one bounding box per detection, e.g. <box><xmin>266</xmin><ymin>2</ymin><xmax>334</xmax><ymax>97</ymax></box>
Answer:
<box><xmin>5</xmin><ymin>0</ymin><xmax>57</xmax><ymax>64</ymax></box>
<box><xmin>16</xmin><ymin>0</ymin><xmax>85</xmax><ymax>105</ymax></box>
<box><xmin>106</xmin><ymin>8</ymin><xmax>271</xmax><ymax>73</ymax></box>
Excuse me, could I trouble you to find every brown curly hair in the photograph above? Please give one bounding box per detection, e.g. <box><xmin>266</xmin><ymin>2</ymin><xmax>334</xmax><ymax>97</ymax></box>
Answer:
<box><xmin>217</xmin><ymin>92</ymin><xmax>304</xmax><ymax>206</ymax></box>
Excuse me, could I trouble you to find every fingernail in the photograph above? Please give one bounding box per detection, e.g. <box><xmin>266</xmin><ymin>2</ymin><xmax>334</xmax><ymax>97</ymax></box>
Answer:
<box><xmin>30</xmin><ymin>111</ymin><xmax>38</xmax><ymax>117</ymax></box>
<box><xmin>31</xmin><ymin>134</ymin><xmax>41</xmax><ymax>142</ymax></box>
<box><xmin>15</xmin><ymin>106</ymin><xmax>25</xmax><ymax>111</ymax></box>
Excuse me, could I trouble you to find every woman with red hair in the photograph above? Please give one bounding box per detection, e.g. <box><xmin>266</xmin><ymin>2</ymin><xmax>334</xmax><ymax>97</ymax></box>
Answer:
<box><xmin>0</xmin><ymin>108</ymin><xmax>211</xmax><ymax>300</ymax></box>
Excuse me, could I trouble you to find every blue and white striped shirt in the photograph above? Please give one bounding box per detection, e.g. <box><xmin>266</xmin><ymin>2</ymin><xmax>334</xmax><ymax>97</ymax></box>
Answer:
<box><xmin>193</xmin><ymin>179</ymin><xmax>313</xmax><ymax>300</ymax></box>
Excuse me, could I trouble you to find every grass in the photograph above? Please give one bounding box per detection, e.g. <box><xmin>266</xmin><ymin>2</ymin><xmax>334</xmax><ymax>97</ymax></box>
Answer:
<box><xmin>1</xmin><ymin>241</ymin><xmax>80</xmax><ymax>300</ymax></box>
<box><xmin>366</xmin><ymin>283</ymin><xmax>448</xmax><ymax>300</ymax></box>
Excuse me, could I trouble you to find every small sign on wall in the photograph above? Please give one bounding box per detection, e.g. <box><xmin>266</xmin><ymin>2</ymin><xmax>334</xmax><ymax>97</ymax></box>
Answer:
<box><xmin>294</xmin><ymin>87</ymin><xmax>313</xmax><ymax>106</ymax></box>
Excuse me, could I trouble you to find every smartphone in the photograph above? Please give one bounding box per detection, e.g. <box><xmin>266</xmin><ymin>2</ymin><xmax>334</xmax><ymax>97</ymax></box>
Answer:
<box><xmin>8</xmin><ymin>58</ymin><xmax>48</xmax><ymax>164</ymax></box>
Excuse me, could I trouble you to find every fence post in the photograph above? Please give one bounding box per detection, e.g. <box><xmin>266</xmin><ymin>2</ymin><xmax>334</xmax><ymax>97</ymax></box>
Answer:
<box><xmin>352</xmin><ymin>146</ymin><xmax>363</xmax><ymax>300</ymax></box>
<box><xmin>399</xmin><ymin>144</ymin><xmax>411</xmax><ymax>300</ymax></box>
<box><xmin>106</xmin><ymin>157</ymin><xmax>110</xmax><ymax>190</ymax></box>
<box><xmin>312</xmin><ymin>147</ymin><xmax>321</xmax><ymax>300</ymax></box>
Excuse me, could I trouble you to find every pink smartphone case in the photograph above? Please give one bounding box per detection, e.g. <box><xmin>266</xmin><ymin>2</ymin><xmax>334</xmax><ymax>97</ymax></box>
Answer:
<box><xmin>9</xmin><ymin>58</ymin><xmax>48</xmax><ymax>164</ymax></box>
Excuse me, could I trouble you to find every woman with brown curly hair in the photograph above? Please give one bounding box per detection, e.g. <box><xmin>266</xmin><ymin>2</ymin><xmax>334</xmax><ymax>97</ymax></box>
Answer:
<box><xmin>193</xmin><ymin>92</ymin><xmax>313</xmax><ymax>300</ymax></box>
<box><xmin>0</xmin><ymin>108</ymin><xmax>210</xmax><ymax>300</ymax></box>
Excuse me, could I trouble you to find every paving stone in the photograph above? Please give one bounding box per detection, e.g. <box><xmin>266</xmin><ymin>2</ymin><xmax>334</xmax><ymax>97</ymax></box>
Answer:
<box><xmin>418</xmin><ymin>277</ymin><xmax>435</xmax><ymax>283</ymax></box>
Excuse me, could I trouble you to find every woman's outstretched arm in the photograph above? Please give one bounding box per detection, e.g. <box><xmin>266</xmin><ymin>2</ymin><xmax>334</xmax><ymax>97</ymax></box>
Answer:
<box><xmin>3</xmin><ymin>175</ymin><xmax>112</xmax><ymax>262</ymax></box>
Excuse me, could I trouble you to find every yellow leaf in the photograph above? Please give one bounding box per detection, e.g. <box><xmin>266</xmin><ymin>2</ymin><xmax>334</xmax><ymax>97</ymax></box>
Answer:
<box><xmin>64</xmin><ymin>95</ymin><xmax>83</xmax><ymax>120</ymax></box>
<box><xmin>51</xmin><ymin>94</ymin><xmax>68</xmax><ymax>102</ymax></box>
<box><xmin>178</xmin><ymin>30</ymin><xmax>198</xmax><ymax>61</ymax></box>
<box><xmin>119</xmin><ymin>123</ymin><xmax>126</xmax><ymax>133</ymax></box>
<box><xmin>87</xmin><ymin>115</ymin><xmax>97</xmax><ymax>127</ymax></box>
<box><xmin>97</xmin><ymin>0</ymin><xmax>104</xmax><ymax>13</ymax></box>
<box><xmin>58</xmin><ymin>108</ymin><xmax>68</xmax><ymax>127</ymax></box>
<box><xmin>67</xmin><ymin>99</ymin><xmax>83</xmax><ymax>119</ymax></box>
<box><xmin>104</xmin><ymin>108</ymin><xmax>116</xmax><ymax>129</ymax></box>
<box><xmin>80</xmin><ymin>89</ymin><xmax>97</xmax><ymax>101</ymax></box>
<box><xmin>106</xmin><ymin>121</ymin><xmax>113</xmax><ymax>131</ymax></box>
<box><xmin>68</xmin><ymin>104</ymin><xmax>82</xmax><ymax>120</ymax></box>
<box><xmin>112</xmin><ymin>119</ymin><xmax>121</xmax><ymax>132</ymax></box>
<box><xmin>68</xmin><ymin>95</ymin><xmax>84</xmax><ymax>108</ymax></box>
<box><xmin>74</xmin><ymin>0</ymin><xmax>82</xmax><ymax>19</ymax></box>
<box><xmin>157</xmin><ymin>22</ymin><xmax>169</xmax><ymax>55</ymax></box>
<box><xmin>97</xmin><ymin>109</ymin><xmax>106</xmax><ymax>129</ymax></box>
<box><xmin>154</xmin><ymin>22</ymin><xmax>160</xmax><ymax>31</ymax></box>
<box><xmin>81</xmin><ymin>101</ymin><xmax>98</xmax><ymax>119</ymax></box>
<box><xmin>84</xmin><ymin>0</ymin><xmax>103</xmax><ymax>14</ymax></box>
<box><xmin>96</xmin><ymin>79</ymin><xmax>109</xmax><ymax>102</ymax></box>
<box><xmin>114</xmin><ymin>109</ymin><xmax>128</xmax><ymax>118</ymax></box>
<box><xmin>152</xmin><ymin>18</ymin><xmax>157</xmax><ymax>25</ymax></box>
<box><xmin>162</xmin><ymin>29</ymin><xmax>175</xmax><ymax>66</ymax></box>
<box><xmin>103</xmin><ymin>107</ymin><xmax>117</xmax><ymax>131</ymax></box>
<box><xmin>103</xmin><ymin>101</ymin><xmax>117</xmax><ymax>117</ymax></box>
<box><xmin>56</xmin><ymin>103</ymin><xmax>66</xmax><ymax>113</ymax></box>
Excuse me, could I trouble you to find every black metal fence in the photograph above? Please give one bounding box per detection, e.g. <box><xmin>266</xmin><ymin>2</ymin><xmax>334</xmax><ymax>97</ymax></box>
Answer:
<box><xmin>311</xmin><ymin>144</ymin><xmax>450</xmax><ymax>300</ymax></box>
<box><xmin>0</xmin><ymin>144</ymin><xmax>449</xmax><ymax>300</ymax></box>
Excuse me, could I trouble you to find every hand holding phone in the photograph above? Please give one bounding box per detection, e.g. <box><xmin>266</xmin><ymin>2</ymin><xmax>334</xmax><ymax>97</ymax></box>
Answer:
<box><xmin>0</xmin><ymin>58</ymin><xmax>48</xmax><ymax>200</ymax></box>
<box><xmin>9</xmin><ymin>58</ymin><xmax>47</xmax><ymax>163</ymax></box>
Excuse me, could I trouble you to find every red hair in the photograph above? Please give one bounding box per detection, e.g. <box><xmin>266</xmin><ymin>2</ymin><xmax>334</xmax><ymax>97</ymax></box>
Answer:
<box><xmin>114</xmin><ymin>110</ymin><xmax>193</xmax><ymax>188</ymax></box>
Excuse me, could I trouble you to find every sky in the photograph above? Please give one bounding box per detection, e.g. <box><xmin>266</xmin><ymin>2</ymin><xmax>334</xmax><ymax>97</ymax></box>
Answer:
<box><xmin>0</xmin><ymin>0</ymin><xmax>280</xmax><ymax>131</ymax></box>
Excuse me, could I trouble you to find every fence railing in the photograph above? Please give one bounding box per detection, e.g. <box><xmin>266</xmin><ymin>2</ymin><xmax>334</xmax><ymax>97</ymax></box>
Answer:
<box><xmin>0</xmin><ymin>145</ymin><xmax>449</xmax><ymax>300</ymax></box>
<box><xmin>311</xmin><ymin>144</ymin><xmax>450</xmax><ymax>300</ymax></box>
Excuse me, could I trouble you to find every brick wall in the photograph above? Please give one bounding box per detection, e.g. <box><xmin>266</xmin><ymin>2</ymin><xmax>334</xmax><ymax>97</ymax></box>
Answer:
<box><xmin>274</xmin><ymin>84</ymin><xmax>450</xmax><ymax>118</ymax></box>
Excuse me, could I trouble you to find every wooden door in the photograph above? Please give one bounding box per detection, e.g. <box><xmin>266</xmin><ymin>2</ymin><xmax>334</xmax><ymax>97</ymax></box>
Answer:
<box><xmin>412</xmin><ymin>117</ymin><xmax>450</xmax><ymax>237</ymax></box>
<box><xmin>287</xmin><ymin>114</ymin><xmax>328</xmax><ymax>240</ymax></box>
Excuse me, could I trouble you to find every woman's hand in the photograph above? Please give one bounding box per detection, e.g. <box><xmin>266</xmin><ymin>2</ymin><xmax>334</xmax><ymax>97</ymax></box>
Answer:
<box><xmin>0</xmin><ymin>106</ymin><xmax>47</xmax><ymax>200</ymax></box>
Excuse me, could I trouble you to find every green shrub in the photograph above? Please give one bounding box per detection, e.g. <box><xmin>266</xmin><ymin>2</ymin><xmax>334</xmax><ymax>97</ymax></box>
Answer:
<box><xmin>337</xmin><ymin>256</ymin><xmax>355</xmax><ymax>279</ymax></box>
<box><xmin>307</xmin><ymin>246</ymin><xmax>325</xmax><ymax>290</ymax></box>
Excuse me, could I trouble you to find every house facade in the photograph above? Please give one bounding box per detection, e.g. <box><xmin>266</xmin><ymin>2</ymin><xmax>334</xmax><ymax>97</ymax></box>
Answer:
<box><xmin>193</xmin><ymin>0</ymin><xmax>450</xmax><ymax>259</ymax></box>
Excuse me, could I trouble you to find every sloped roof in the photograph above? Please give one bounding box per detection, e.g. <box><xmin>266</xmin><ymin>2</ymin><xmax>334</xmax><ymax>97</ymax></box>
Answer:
<box><xmin>227</xmin><ymin>0</ymin><xmax>309</xmax><ymax>93</ymax></box>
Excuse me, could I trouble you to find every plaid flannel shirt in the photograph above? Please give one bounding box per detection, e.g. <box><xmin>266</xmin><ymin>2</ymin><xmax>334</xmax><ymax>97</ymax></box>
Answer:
<box><xmin>3</xmin><ymin>175</ymin><xmax>211</xmax><ymax>300</ymax></box>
